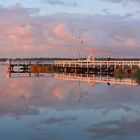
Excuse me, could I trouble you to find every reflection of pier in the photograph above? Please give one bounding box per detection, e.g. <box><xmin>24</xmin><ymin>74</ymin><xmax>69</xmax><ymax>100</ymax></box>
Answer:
<box><xmin>6</xmin><ymin>70</ymin><xmax>139</xmax><ymax>86</ymax></box>
<box><xmin>6</xmin><ymin>71</ymin><xmax>54</xmax><ymax>78</ymax></box>
<box><xmin>54</xmin><ymin>59</ymin><xmax>140</xmax><ymax>73</ymax></box>
<box><xmin>54</xmin><ymin>73</ymin><xmax>139</xmax><ymax>86</ymax></box>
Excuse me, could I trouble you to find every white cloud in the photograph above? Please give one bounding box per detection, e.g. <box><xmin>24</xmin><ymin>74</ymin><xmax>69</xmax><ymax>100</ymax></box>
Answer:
<box><xmin>42</xmin><ymin>0</ymin><xmax>78</xmax><ymax>6</ymax></box>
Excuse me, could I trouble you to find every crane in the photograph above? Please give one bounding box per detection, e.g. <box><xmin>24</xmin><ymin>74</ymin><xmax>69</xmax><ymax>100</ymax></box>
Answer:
<box><xmin>86</xmin><ymin>48</ymin><xmax>96</xmax><ymax>61</ymax></box>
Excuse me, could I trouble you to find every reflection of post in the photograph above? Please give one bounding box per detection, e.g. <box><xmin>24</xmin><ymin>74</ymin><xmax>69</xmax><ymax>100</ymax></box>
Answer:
<box><xmin>35</xmin><ymin>73</ymin><xmax>39</xmax><ymax>77</ymax></box>
<box><xmin>90</xmin><ymin>74</ymin><xmax>95</xmax><ymax>87</ymax></box>
<box><xmin>77</xmin><ymin>80</ymin><xmax>82</xmax><ymax>103</ymax></box>
<box><xmin>29</xmin><ymin>72</ymin><xmax>31</xmax><ymax>77</ymax></box>
<box><xmin>77</xmin><ymin>80</ymin><xmax>82</xmax><ymax>102</ymax></box>
<box><xmin>6</xmin><ymin>71</ymin><xmax>11</xmax><ymax>78</ymax></box>
<box><xmin>89</xmin><ymin>76</ymin><xmax>95</xmax><ymax>95</ymax></box>
<box><xmin>107</xmin><ymin>75</ymin><xmax>110</xmax><ymax>86</ymax></box>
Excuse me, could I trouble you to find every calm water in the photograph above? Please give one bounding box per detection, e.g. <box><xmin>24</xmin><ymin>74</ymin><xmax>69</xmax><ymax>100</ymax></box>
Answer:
<box><xmin>1</xmin><ymin>64</ymin><xmax>140</xmax><ymax>140</ymax></box>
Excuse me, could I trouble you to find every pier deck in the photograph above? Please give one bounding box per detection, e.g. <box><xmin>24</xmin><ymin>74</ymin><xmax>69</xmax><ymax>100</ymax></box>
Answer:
<box><xmin>54</xmin><ymin>59</ymin><xmax>140</xmax><ymax>69</ymax></box>
<box><xmin>54</xmin><ymin>59</ymin><xmax>140</xmax><ymax>73</ymax></box>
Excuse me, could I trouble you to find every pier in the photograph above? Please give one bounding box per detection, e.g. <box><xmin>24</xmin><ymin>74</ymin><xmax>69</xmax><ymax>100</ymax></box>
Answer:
<box><xmin>54</xmin><ymin>59</ymin><xmax>140</xmax><ymax>73</ymax></box>
<box><xmin>5</xmin><ymin>58</ymin><xmax>140</xmax><ymax>74</ymax></box>
<box><xmin>5</xmin><ymin>60</ymin><xmax>53</xmax><ymax>73</ymax></box>
<box><xmin>5</xmin><ymin>59</ymin><xmax>140</xmax><ymax>86</ymax></box>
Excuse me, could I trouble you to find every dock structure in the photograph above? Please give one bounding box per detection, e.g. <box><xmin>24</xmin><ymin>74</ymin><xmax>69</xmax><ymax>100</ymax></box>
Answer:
<box><xmin>5</xmin><ymin>58</ymin><xmax>140</xmax><ymax>74</ymax></box>
<box><xmin>54</xmin><ymin>73</ymin><xmax>139</xmax><ymax>86</ymax></box>
<box><xmin>53</xmin><ymin>59</ymin><xmax>140</xmax><ymax>73</ymax></box>
<box><xmin>5</xmin><ymin>59</ymin><xmax>52</xmax><ymax>73</ymax></box>
<box><xmin>6</xmin><ymin>60</ymin><xmax>32</xmax><ymax>73</ymax></box>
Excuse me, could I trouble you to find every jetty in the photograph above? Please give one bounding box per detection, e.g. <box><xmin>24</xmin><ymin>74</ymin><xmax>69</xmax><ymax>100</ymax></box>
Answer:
<box><xmin>53</xmin><ymin>58</ymin><xmax>140</xmax><ymax>73</ymax></box>
<box><xmin>5</xmin><ymin>58</ymin><xmax>140</xmax><ymax>74</ymax></box>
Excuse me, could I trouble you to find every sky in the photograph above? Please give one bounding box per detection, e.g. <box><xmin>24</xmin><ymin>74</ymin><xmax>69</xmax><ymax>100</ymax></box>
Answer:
<box><xmin>0</xmin><ymin>0</ymin><xmax>140</xmax><ymax>58</ymax></box>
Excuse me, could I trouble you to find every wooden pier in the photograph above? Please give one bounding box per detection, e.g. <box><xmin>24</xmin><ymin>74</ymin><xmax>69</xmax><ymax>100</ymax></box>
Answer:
<box><xmin>53</xmin><ymin>59</ymin><xmax>140</xmax><ymax>73</ymax></box>
<box><xmin>5</xmin><ymin>58</ymin><xmax>140</xmax><ymax>74</ymax></box>
<box><xmin>5</xmin><ymin>60</ymin><xmax>52</xmax><ymax>73</ymax></box>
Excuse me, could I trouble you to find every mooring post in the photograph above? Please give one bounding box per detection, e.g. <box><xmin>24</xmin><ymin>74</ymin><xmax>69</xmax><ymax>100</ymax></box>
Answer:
<box><xmin>100</xmin><ymin>62</ymin><xmax>102</xmax><ymax>73</ymax></box>
<box><xmin>131</xmin><ymin>61</ymin><xmax>133</xmax><ymax>69</ymax></box>
<box><xmin>69</xmin><ymin>61</ymin><xmax>70</xmax><ymax>68</ymax></box>
<box><xmin>75</xmin><ymin>61</ymin><xmax>77</xmax><ymax>73</ymax></box>
<box><xmin>115</xmin><ymin>61</ymin><xmax>117</xmax><ymax>69</ymax></box>
<box><xmin>81</xmin><ymin>61</ymin><xmax>82</xmax><ymax>68</ymax></box>
<box><xmin>29</xmin><ymin>72</ymin><xmax>31</xmax><ymax>77</ymax></box>
<box><xmin>6</xmin><ymin>59</ymin><xmax>11</xmax><ymax>66</ymax></box>
<box><xmin>87</xmin><ymin>61</ymin><xmax>89</xmax><ymax>73</ymax></box>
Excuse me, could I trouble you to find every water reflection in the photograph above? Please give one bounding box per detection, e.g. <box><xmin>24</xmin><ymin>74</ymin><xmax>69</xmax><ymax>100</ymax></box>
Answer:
<box><xmin>0</xmin><ymin>65</ymin><xmax>140</xmax><ymax>140</ymax></box>
<box><xmin>7</xmin><ymin>71</ymin><xmax>139</xmax><ymax>86</ymax></box>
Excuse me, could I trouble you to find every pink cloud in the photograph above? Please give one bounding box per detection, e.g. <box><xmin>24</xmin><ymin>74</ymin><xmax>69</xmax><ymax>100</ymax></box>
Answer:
<box><xmin>112</xmin><ymin>35</ymin><xmax>137</xmax><ymax>48</ymax></box>
<box><xmin>53</xmin><ymin>23</ymin><xmax>74</xmax><ymax>41</ymax></box>
<box><xmin>0</xmin><ymin>5</ymin><xmax>140</xmax><ymax>58</ymax></box>
<box><xmin>125</xmin><ymin>38</ymin><xmax>137</xmax><ymax>47</ymax></box>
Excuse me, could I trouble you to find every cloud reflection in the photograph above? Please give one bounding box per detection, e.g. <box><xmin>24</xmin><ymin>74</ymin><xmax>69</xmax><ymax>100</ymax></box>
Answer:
<box><xmin>87</xmin><ymin>119</ymin><xmax>140</xmax><ymax>138</ymax></box>
<box><xmin>1</xmin><ymin>66</ymin><xmax>140</xmax><ymax>139</ymax></box>
<box><xmin>28</xmin><ymin>116</ymin><xmax>77</xmax><ymax>128</ymax></box>
<box><xmin>1</xmin><ymin>70</ymin><xmax>140</xmax><ymax>119</ymax></box>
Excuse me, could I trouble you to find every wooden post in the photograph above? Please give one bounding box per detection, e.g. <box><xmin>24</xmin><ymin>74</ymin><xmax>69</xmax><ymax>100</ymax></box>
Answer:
<box><xmin>100</xmin><ymin>62</ymin><xmax>102</xmax><ymax>73</ymax></box>
<box><xmin>139</xmin><ymin>61</ymin><xmax>140</xmax><ymax>69</ymax></box>
<box><xmin>75</xmin><ymin>61</ymin><xmax>77</xmax><ymax>73</ymax></box>
<box><xmin>81</xmin><ymin>61</ymin><xmax>82</xmax><ymax>68</ymax></box>
<box><xmin>131</xmin><ymin>61</ymin><xmax>133</xmax><ymax>69</ymax></box>
<box><xmin>87</xmin><ymin>61</ymin><xmax>89</xmax><ymax>73</ymax></box>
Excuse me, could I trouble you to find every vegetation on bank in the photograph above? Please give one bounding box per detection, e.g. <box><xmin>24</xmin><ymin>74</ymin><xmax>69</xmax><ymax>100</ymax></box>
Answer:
<box><xmin>114</xmin><ymin>69</ymin><xmax>140</xmax><ymax>84</ymax></box>
<box><xmin>114</xmin><ymin>69</ymin><xmax>138</xmax><ymax>78</ymax></box>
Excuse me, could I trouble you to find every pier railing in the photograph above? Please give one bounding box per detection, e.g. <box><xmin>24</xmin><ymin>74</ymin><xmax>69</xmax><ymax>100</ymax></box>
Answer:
<box><xmin>53</xmin><ymin>60</ymin><xmax>140</xmax><ymax>69</ymax></box>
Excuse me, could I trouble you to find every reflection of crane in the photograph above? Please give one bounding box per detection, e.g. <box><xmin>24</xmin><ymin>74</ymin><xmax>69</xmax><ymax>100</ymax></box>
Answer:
<box><xmin>76</xmin><ymin>80</ymin><xmax>83</xmax><ymax>103</ymax></box>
